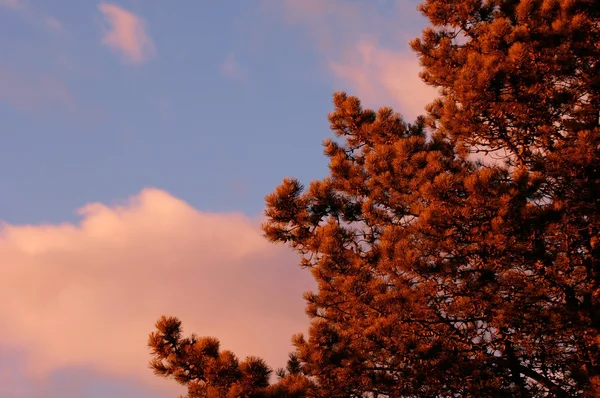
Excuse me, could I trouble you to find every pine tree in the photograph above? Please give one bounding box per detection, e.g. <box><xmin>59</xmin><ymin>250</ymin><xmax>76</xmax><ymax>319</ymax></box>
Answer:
<box><xmin>412</xmin><ymin>0</ymin><xmax>600</xmax><ymax>165</ymax></box>
<box><xmin>150</xmin><ymin>1</ymin><xmax>600</xmax><ymax>396</ymax></box>
<box><xmin>148</xmin><ymin>316</ymin><xmax>314</xmax><ymax>397</ymax></box>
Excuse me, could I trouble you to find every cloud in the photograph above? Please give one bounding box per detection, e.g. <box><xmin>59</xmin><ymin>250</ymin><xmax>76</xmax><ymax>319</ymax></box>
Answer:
<box><xmin>0</xmin><ymin>189</ymin><xmax>313</xmax><ymax>393</ymax></box>
<box><xmin>0</xmin><ymin>64</ymin><xmax>106</xmax><ymax>127</ymax></box>
<box><xmin>157</xmin><ymin>99</ymin><xmax>173</xmax><ymax>121</ymax></box>
<box><xmin>220</xmin><ymin>53</ymin><xmax>248</xmax><ymax>83</ymax></box>
<box><xmin>0</xmin><ymin>0</ymin><xmax>21</xmax><ymax>10</ymax></box>
<box><xmin>330</xmin><ymin>39</ymin><xmax>437</xmax><ymax>121</ymax></box>
<box><xmin>44</xmin><ymin>16</ymin><xmax>62</xmax><ymax>31</ymax></box>
<box><xmin>0</xmin><ymin>352</ymin><xmax>169</xmax><ymax>398</ymax></box>
<box><xmin>269</xmin><ymin>0</ymin><xmax>435</xmax><ymax>120</ymax></box>
<box><xmin>98</xmin><ymin>3</ymin><xmax>156</xmax><ymax>64</ymax></box>
<box><xmin>0</xmin><ymin>65</ymin><xmax>75</xmax><ymax>114</ymax></box>
<box><xmin>0</xmin><ymin>0</ymin><xmax>64</xmax><ymax>34</ymax></box>
<box><xmin>277</xmin><ymin>0</ymin><xmax>383</xmax><ymax>53</ymax></box>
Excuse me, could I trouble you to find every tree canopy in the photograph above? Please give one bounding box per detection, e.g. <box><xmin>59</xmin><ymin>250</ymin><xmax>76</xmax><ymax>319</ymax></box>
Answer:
<box><xmin>149</xmin><ymin>0</ymin><xmax>600</xmax><ymax>396</ymax></box>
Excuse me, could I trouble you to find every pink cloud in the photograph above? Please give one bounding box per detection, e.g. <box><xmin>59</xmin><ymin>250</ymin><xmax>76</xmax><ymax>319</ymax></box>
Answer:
<box><xmin>0</xmin><ymin>63</ymin><xmax>105</xmax><ymax>126</ymax></box>
<box><xmin>0</xmin><ymin>0</ymin><xmax>21</xmax><ymax>10</ymax></box>
<box><xmin>0</xmin><ymin>189</ymin><xmax>313</xmax><ymax>393</ymax></box>
<box><xmin>98</xmin><ymin>3</ymin><xmax>156</xmax><ymax>64</ymax></box>
<box><xmin>0</xmin><ymin>65</ymin><xmax>75</xmax><ymax>114</ymax></box>
<box><xmin>269</xmin><ymin>0</ymin><xmax>435</xmax><ymax>120</ymax></box>
<box><xmin>221</xmin><ymin>53</ymin><xmax>248</xmax><ymax>83</ymax></box>
<box><xmin>45</xmin><ymin>16</ymin><xmax>62</xmax><ymax>31</ymax></box>
<box><xmin>330</xmin><ymin>39</ymin><xmax>437</xmax><ymax>121</ymax></box>
<box><xmin>275</xmin><ymin>0</ymin><xmax>383</xmax><ymax>54</ymax></box>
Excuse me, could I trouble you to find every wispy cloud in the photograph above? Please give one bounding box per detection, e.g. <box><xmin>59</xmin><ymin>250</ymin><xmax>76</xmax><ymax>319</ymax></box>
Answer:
<box><xmin>0</xmin><ymin>189</ymin><xmax>312</xmax><ymax>392</ymax></box>
<box><xmin>220</xmin><ymin>53</ymin><xmax>248</xmax><ymax>83</ymax></box>
<box><xmin>0</xmin><ymin>65</ymin><xmax>75</xmax><ymax>114</ymax></box>
<box><xmin>157</xmin><ymin>99</ymin><xmax>174</xmax><ymax>121</ymax></box>
<box><xmin>45</xmin><ymin>16</ymin><xmax>63</xmax><ymax>31</ymax></box>
<box><xmin>0</xmin><ymin>0</ymin><xmax>22</xmax><ymax>10</ymax></box>
<box><xmin>98</xmin><ymin>3</ymin><xmax>156</xmax><ymax>64</ymax></box>
<box><xmin>268</xmin><ymin>0</ymin><xmax>434</xmax><ymax>120</ymax></box>
<box><xmin>0</xmin><ymin>0</ymin><xmax>65</xmax><ymax>33</ymax></box>
<box><xmin>330</xmin><ymin>40</ymin><xmax>437</xmax><ymax>121</ymax></box>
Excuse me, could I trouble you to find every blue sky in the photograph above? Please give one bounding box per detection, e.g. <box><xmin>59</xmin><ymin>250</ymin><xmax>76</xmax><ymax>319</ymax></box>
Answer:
<box><xmin>0</xmin><ymin>1</ymin><xmax>434</xmax><ymax>397</ymax></box>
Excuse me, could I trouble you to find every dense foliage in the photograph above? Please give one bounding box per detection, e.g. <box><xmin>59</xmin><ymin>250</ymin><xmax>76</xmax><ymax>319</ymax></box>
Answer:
<box><xmin>149</xmin><ymin>0</ymin><xmax>600</xmax><ymax>396</ymax></box>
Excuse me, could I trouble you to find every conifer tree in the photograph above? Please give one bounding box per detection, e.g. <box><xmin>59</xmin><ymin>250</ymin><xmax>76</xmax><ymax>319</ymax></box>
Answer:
<box><xmin>148</xmin><ymin>316</ymin><xmax>314</xmax><ymax>397</ymax></box>
<box><xmin>149</xmin><ymin>1</ymin><xmax>600</xmax><ymax>396</ymax></box>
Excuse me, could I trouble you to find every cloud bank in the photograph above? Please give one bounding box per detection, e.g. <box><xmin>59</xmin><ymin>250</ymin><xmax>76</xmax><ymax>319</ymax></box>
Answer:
<box><xmin>0</xmin><ymin>189</ymin><xmax>313</xmax><ymax>393</ymax></box>
<box><xmin>99</xmin><ymin>3</ymin><xmax>156</xmax><ymax>64</ymax></box>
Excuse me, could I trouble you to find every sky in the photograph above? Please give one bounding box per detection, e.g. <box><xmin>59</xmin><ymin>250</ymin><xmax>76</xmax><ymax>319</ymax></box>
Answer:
<box><xmin>0</xmin><ymin>1</ymin><xmax>436</xmax><ymax>397</ymax></box>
